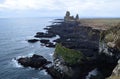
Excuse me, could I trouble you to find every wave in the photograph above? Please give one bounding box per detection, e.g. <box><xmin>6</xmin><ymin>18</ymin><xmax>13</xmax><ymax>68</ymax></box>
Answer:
<box><xmin>86</xmin><ymin>68</ymin><xmax>98</xmax><ymax>79</ymax></box>
<box><xmin>11</xmin><ymin>58</ymin><xmax>23</xmax><ymax>68</ymax></box>
<box><xmin>10</xmin><ymin>52</ymin><xmax>36</xmax><ymax>68</ymax></box>
<box><xmin>13</xmin><ymin>46</ymin><xmax>29</xmax><ymax>51</ymax></box>
<box><xmin>32</xmin><ymin>77</ymin><xmax>39</xmax><ymax>79</ymax></box>
<box><xmin>49</xmin><ymin>53</ymin><xmax>53</xmax><ymax>56</ymax></box>
<box><xmin>41</xmin><ymin>70</ymin><xmax>48</xmax><ymax>75</ymax></box>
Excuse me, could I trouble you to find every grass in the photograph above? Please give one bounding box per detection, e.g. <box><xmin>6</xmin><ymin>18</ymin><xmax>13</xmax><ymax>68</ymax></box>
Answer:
<box><xmin>99</xmin><ymin>22</ymin><xmax>120</xmax><ymax>51</ymax></box>
<box><xmin>104</xmin><ymin>33</ymin><xmax>117</xmax><ymax>42</ymax></box>
<box><xmin>107</xmin><ymin>76</ymin><xmax>120</xmax><ymax>79</ymax></box>
<box><xmin>80</xmin><ymin>18</ymin><xmax>120</xmax><ymax>30</ymax></box>
<box><xmin>54</xmin><ymin>44</ymin><xmax>85</xmax><ymax>65</ymax></box>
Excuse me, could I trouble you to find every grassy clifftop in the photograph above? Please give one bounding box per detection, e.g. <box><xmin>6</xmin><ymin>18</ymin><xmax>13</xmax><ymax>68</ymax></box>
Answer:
<box><xmin>54</xmin><ymin>44</ymin><xmax>86</xmax><ymax>65</ymax></box>
<box><xmin>100</xmin><ymin>23</ymin><xmax>120</xmax><ymax>50</ymax></box>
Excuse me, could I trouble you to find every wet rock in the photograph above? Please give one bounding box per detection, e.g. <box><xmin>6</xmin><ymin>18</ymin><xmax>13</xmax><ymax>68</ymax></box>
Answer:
<box><xmin>35</xmin><ymin>32</ymin><xmax>56</xmax><ymax>38</ymax></box>
<box><xmin>27</xmin><ymin>39</ymin><xmax>39</xmax><ymax>43</ymax></box>
<box><xmin>40</xmin><ymin>39</ymin><xmax>55</xmax><ymax>48</ymax></box>
<box><xmin>45</xmin><ymin>66</ymin><xmax>63</xmax><ymax>79</ymax></box>
<box><xmin>40</xmin><ymin>39</ymin><xmax>50</xmax><ymax>44</ymax></box>
<box><xmin>17</xmin><ymin>54</ymin><xmax>51</xmax><ymax>69</ymax></box>
<box><xmin>46</xmin><ymin>42</ymin><xmax>55</xmax><ymax>48</ymax></box>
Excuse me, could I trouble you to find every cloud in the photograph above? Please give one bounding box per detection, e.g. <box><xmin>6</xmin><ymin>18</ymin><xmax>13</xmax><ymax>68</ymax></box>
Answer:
<box><xmin>0</xmin><ymin>0</ymin><xmax>63</xmax><ymax>10</ymax></box>
<box><xmin>0</xmin><ymin>0</ymin><xmax>120</xmax><ymax>17</ymax></box>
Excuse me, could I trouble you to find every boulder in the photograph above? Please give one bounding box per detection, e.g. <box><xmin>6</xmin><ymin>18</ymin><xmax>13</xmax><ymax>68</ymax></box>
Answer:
<box><xmin>35</xmin><ymin>32</ymin><xmax>56</xmax><ymax>38</ymax></box>
<box><xmin>40</xmin><ymin>39</ymin><xmax>50</xmax><ymax>44</ymax></box>
<box><xmin>46</xmin><ymin>42</ymin><xmax>55</xmax><ymax>48</ymax></box>
<box><xmin>27</xmin><ymin>39</ymin><xmax>39</xmax><ymax>43</ymax></box>
<box><xmin>17</xmin><ymin>54</ymin><xmax>51</xmax><ymax>69</ymax></box>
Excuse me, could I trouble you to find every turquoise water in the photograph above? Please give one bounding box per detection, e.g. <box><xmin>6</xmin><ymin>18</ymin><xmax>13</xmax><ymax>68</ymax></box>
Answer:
<box><xmin>0</xmin><ymin>18</ymin><xmax>55</xmax><ymax>79</ymax></box>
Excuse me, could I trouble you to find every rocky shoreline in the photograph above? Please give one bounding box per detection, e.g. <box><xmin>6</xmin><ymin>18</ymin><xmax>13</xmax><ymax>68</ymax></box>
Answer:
<box><xmin>17</xmin><ymin>11</ymin><xmax>120</xmax><ymax>79</ymax></box>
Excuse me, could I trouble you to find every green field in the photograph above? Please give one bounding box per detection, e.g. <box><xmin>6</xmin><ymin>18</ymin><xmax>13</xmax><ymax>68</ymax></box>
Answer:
<box><xmin>80</xmin><ymin>18</ymin><xmax>120</xmax><ymax>30</ymax></box>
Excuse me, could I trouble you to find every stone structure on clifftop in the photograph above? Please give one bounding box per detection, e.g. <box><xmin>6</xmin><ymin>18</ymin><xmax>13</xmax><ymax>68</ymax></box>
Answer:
<box><xmin>64</xmin><ymin>11</ymin><xmax>79</xmax><ymax>21</ymax></box>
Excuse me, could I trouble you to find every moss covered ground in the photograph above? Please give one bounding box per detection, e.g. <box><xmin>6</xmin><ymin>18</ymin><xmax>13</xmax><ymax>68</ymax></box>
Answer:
<box><xmin>54</xmin><ymin>44</ymin><xmax>86</xmax><ymax>65</ymax></box>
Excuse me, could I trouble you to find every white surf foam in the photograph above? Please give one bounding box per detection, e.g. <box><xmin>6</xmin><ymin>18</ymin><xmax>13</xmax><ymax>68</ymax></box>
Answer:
<box><xmin>49</xmin><ymin>53</ymin><xmax>53</xmax><ymax>56</ymax></box>
<box><xmin>11</xmin><ymin>53</ymin><xmax>35</xmax><ymax>68</ymax></box>
<box><xmin>41</xmin><ymin>70</ymin><xmax>47</xmax><ymax>75</ymax></box>
<box><xmin>86</xmin><ymin>68</ymin><xmax>98</xmax><ymax>79</ymax></box>
<box><xmin>11</xmin><ymin>58</ymin><xmax>23</xmax><ymax>68</ymax></box>
<box><xmin>32</xmin><ymin>77</ymin><xmax>39</xmax><ymax>79</ymax></box>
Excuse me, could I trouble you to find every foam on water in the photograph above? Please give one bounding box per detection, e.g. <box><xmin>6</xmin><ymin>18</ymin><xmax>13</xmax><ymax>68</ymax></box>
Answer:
<box><xmin>86</xmin><ymin>68</ymin><xmax>98</xmax><ymax>79</ymax></box>
<box><xmin>49</xmin><ymin>53</ymin><xmax>53</xmax><ymax>56</ymax></box>
<box><xmin>50</xmin><ymin>35</ymin><xmax>60</xmax><ymax>44</ymax></box>
<box><xmin>40</xmin><ymin>70</ymin><xmax>48</xmax><ymax>75</ymax></box>
<box><xmin>32</xmin><ymin>77</ymin><xmax>39</xmax><ymax>79</ymax></box>
<box><xmin>11</xmin><ymin>58</ymin><xmax>23</xmax><ymax>68</ymax></box>
<box><xmin>11</xmin><ymin>53</ymin><xmax>35</xmax><ymax>68</ymax></box>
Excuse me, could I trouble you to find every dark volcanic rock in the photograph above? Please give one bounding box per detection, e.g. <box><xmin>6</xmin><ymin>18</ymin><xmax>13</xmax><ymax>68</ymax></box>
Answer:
<box><xmin>35</xmin><ymin>32</ymin><xmax>56</xmax><ymax>38</ymax></box>
<box><xmin>31</xmin><ymin>19</ymin><xmax>102</xmax><ymax>79</ymax></box>
<box><xmin>46</xmin><ymin>42</ymin><xmax>55</xmax><ymax>48</ymax></box>
<box><xmin>17</xmin><ymin>54</ymin><xmax>51</xmax><ymax>69</ymax></box>
<box><xmin>22</xmin><ymin>12</ymin><xmax>120</xmax><ymax>79</ymax></box>
<box><xmin>40</xmin><ymin>39</ymin><xmax>55</xmax><ymax>48</ymax></box>
<box><xmin>45</xmin><ymin>66</ymin><xmax>63</xmax><ymax>79</ymax></box>
<box><xmin>27</xmin><ymin>39</ymin><xmax>39</xmax><ymax>43</ymax></box>
<box><xmin>40</xmin><ymin>39</ymin><xmax>50</xmax><ymax>44</ymax></box>
<box><xmin>45</xmin><ymin>21</ymin><xmax>100</xmax><ymax>57</ymax></box>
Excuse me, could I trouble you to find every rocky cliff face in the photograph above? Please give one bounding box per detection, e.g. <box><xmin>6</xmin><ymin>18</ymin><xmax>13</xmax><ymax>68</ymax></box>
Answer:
<box><xmin>18</xmin><ymin>11</ymin><xmax>120</xmax><ymax>79</ymax></box>
<box><xmin>53</xmin><ymin>44</ymin><xmax>97</xmax><ymax>79</ymax></box>
<box><xmin>107</xmin><ymin>59</ymin><xmax>120</xmax><ymax>79</ymax></box>
<box><xmin>100</xmin><ymin>24</ymin><xmax>120</xmax><ymax>79</ymax></box>
<box><xmin>50</xmin><ymin>22</ymin><xmax>120</xmax><ymax>79</ymax></box>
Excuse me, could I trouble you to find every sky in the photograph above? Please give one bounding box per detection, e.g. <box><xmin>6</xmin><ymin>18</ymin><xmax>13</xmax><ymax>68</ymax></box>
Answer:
<box><xmin>0</xmin><ymin>0</ymin><xmax>120</xmax><ymax>18</ymax></box>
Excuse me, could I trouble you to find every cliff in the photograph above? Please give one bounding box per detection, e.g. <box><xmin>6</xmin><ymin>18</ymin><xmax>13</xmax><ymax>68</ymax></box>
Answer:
<box><xmin>101</xmin><ymin>23</ymin><xmax>120</xmax><ymax>79</ymax></box>
<box><xmin>17</xmin><ymin>11</ymin><xmax>120</xmax><ymax>79</ymax></box>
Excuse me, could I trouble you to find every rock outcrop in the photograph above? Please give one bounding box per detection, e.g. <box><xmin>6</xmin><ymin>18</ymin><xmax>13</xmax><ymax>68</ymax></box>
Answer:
<box><xmin>49</xmin><ymin>44</ymin><xmax>96</xmax><ymax>79</ymax></box>
<box><xmin>21</xmin><ymin>11</ymin><xmax>120</xmax><ymax>79</ymax></box>
<box><xmin>35</xmin><ymin>32</ymin><xmax>56</xmax><ymax>38</ymax></box>
<box><xmin>64</xmin><ymin>11</ymin><xmax>80</xmax><ymax>22</ymax></box>
<box><xmin>100</xmin><ymin>23</ymin><xmax>120</xmax><ymax>79</ymax></box>
<box><xmin>17</xmin><ymin>54</ymin><xmax>51</xmax><ymax>69</ymax></box>
<box><xmin>27</xmin><ymin>39</ymin><xmax>39</xmax><ymax>43</ymax></box>
<box><xmin>106</xmin><ymin>59</ymin><xmax>120</xmax><ymax>79</ymax></box>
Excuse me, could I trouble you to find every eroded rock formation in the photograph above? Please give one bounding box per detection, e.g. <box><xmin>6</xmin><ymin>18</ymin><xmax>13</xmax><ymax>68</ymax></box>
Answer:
<box><xmin>64</xmin><ymin>11</ymin><xmax>80</xmax><ymax>22</ymax></box>
<box><xmin>17</xmin><ymin>11</ymin><xmax>120</xmax><ymax>79</ymax></box>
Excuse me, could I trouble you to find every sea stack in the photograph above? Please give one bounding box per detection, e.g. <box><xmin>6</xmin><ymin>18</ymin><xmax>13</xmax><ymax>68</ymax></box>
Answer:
<box><xmin>64</xmin><ymin>11</ymin><xmax>79</xmax><ymax>22</ymax></box>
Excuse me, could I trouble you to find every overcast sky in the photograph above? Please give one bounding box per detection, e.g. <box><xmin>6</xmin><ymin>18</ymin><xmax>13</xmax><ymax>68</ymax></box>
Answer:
<box><xmin>0</xmin><ymin>0</ymin><xmax>120</xmax><ymax>18</ymax></box>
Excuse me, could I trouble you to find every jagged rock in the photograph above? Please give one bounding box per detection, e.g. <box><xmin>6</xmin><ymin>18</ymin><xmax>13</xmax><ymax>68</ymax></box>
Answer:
<box><xmin>52</xmin><ymin>44</ymin><xmax>98</xmax><ymax>79</ymax></box>
<box><xmin>40</xmin><ymin>39</ymin><xmax>55</xmax><ymax>47</ymax></box>
<box><xmin>100</xmin><ymin>23</ymin><xmax>120</xmax><ymax>58</ymax></box>
<box><xmin>75</xmin><ymin>14</ymin><xmax>79</xmax><ymax>20</ymax></box>
<box><xmin>40</xmin><ymin>39</ymin><xmax>50</xmax><ymax>44</ymax></box>
<box><xmin>17</xmin><ymin>54</ymin><xmax>51</xmax><ymax>69</ymax></box>
<box><xmin>25</xmin><ymin>13</ymin><xmax>120</xmax><ymax>79</ymax></box>
<box><xmin>45</xmin><ymin>66</ymin><xmax>63</xmax><ymax>79</ymax></box>
<box><xmin>46</xmin><ymin>42</ymin><xmax>55</xmax><ymax>48</ymax></box>
<box><xmin>64</xmin><ymin>11</ymin><xmax>79</xmax><ymax>22</ymax></box>
<box><xmin>106</xmin><ymin>59</ymin><xmax>120</xmax><ymax>79</ymax></box>
<box><xmin>35</xmin><ymin>32</ymin><xmax>56</xmax><ymax>38</ymax></box>
<box><xmin>99</xmin><ymin>23</ymin><xmax>120</xmax><ymax>79</ymax></box>
<box><xmin>27</xmin><ymin>39</ymin><xmax>39</xmax><ymax>43</ymax></box>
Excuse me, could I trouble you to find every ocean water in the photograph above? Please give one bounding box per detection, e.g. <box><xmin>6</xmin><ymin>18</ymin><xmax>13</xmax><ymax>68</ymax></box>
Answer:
<box><xmin>0</xmin><ymin>18</ymin><xmax>55</xmax><ymax>79</ymax></box>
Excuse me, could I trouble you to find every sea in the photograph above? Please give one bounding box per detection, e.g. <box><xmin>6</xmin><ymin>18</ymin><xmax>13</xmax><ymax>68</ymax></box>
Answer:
<box><xmin>0</xmin><ymin>18</ymin><xmax>56</xmax><ymax>79</ymax></box>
